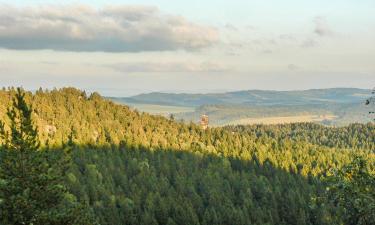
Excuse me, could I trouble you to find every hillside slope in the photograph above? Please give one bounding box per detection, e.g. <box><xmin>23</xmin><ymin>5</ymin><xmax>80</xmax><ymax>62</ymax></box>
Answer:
<box><xmin>0</xmin><ymin>87</ymin><xmax>374</xmax><ymax>225</ymax></box>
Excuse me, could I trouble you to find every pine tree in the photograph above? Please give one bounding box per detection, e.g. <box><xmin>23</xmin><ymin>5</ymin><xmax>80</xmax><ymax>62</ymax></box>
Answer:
<box><xmin>0</xmin><ymin>88</ymin><xmax>95</xmax><ymax>225</ymax></box>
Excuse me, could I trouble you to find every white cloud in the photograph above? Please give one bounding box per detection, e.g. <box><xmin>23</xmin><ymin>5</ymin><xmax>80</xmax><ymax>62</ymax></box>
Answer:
<box><xmin>224</xmin><ymin>23</ymin><xmax>238</xmax><ymax>31</ymax></box>
<box><xmin>0</xmin><ymin>4</ymin><xmax>218</xmax><ymax>52</ymax></box>
<box><xmin>300</xmin><ymin>39</ymin><xmax>317</xmax><ymax>48</ymax></box>
<box><xmin>110</xmin><ymin>61</ymin><xmax>229</xmax><ymax>73</ymax></box>
<box><xmin>314</xmin><ymin>16</ymin><xmax>334</xmax><ymax>37</ymax></box>
<box><xmin>288</xmin><ymin>64</ymin><xmax>300</xmax><ymax>71</ymax></box>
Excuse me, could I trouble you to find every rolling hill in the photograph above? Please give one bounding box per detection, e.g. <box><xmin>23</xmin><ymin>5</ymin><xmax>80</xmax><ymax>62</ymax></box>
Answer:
<box><xmin>113</xmin><ymin>88</ymin><xmax>370</xmax><ymax>106</ymax></box>
<box><xmin>110</xmin><ymin>88</ymin><xmax>372</xmax><ymax>126</ymax></box>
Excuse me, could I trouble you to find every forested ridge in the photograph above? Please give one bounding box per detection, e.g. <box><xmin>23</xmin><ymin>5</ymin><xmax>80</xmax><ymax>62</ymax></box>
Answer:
<box><xmin>0</xmin><ymin>87</ymin><xmax>374</xmax><ymax>225</ymax></box>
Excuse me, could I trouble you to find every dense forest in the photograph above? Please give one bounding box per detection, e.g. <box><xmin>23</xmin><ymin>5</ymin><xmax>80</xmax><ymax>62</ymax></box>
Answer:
<box><xmin>0</xmin><ymin>87</ymin><xmax>374</xmax><ymax>225</ymax></box>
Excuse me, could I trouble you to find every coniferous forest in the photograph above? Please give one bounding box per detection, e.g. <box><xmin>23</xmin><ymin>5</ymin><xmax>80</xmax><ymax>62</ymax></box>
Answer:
<box><xmin>0</xmin><ymin>87</ymin><xmax>374</xmax><ymax>225</ymax></box>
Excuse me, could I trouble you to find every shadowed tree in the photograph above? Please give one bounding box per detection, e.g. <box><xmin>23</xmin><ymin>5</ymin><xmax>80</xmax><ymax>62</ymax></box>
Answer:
<box><xmin>0</xmin><ymin>87</ymin><xmax>374</xmax><ymax>225</ymax></box>
<box><xmin>0</xmin><ymin>88</ymin><xmax>96</xmax><ymax>225</ymax></box>
<box><xmin>326</xmin><ymin>156</ymin><xmax>375</xmax><ymax>225</ymax></box>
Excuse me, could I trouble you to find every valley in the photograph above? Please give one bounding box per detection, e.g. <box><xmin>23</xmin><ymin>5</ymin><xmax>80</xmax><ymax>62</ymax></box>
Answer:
<box><xmin>111</xmin><ymin>88</ymin><xmax>371</xmax><ymax>126</ymax></box>
<box><xmin>222</xmin><ymin>114</ymin><xmax>337</xmax><ymax>126</ymax></box>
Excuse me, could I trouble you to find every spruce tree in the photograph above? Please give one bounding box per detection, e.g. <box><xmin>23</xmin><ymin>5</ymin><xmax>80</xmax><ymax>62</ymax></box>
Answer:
<box><xmin>0</xmin><ymin>88</ymin><xmax>95</xmax><ymax>225</ymax></box>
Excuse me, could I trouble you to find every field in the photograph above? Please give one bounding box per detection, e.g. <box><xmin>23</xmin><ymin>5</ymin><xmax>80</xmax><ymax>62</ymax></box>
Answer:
<box><xmin>112</xmin><ymin>88</ymin><xmax>371</xmax><ymax>126</ymax></box>
<box><xmin>112</xmin><ymin>100</ymin><xmax>364</xmax><ymax>126</ymax></box>
<box><xmin>118</xmin><ymin>102</ymin><xmax>195</xmax><ymax>116</ymax></box>
<box><xmin>223</xmin><ymin>114</ymin><xmax>337</xmax><ymax>125</ymax></box>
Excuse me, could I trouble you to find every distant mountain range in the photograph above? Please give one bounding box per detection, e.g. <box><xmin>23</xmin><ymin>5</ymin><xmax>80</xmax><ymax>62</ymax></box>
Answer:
<box><xmin>109</xmin><ymin>88</ymin><xmax>373</xmax><ymax>126</ymax></box>
<box><xmin>113</xmin><ymin>88</ymin><xmax>370</xmax><ymax>106</ymax></box>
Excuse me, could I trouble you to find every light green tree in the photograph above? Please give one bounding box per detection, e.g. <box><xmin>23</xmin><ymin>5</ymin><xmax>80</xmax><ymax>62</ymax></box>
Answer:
<box><xmin>0</xmin><ymin>88</ymin><xmax>95</xmax><ymax>225</ymax></box>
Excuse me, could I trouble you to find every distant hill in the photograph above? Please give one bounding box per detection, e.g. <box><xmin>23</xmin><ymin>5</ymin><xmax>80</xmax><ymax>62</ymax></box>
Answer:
<box><xmin>178</xmin><ymin>102</ymin><xmax>370</xmax><ymax>126</ymax></box>
<box><xmin>112</xmin><ymin>88</ymin><xmax>370</xmax><ymax>107</ymax></box>
<box><xmin>110</xmin><ymin>88</ymin><xmax>372</xmax><ymax>126</ymax></box>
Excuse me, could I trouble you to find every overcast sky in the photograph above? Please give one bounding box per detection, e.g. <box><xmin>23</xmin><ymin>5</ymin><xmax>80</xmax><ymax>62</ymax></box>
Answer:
<box><xmin>0</xmin><ymin>0</ymin><xmax>374</xmax><ymax>96</ymax></box>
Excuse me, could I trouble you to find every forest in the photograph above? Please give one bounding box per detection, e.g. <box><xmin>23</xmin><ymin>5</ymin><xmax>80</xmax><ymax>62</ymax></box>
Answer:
<box><xmin>0</xmin><ymin>87</ymin><xmax>374</xmax><ymax>225</ymax></box>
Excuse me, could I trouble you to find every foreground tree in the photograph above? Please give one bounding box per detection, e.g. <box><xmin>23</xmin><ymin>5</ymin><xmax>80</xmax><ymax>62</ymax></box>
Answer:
<box><xmin>0</xmin><ymin>88</ymin><xmax>95</xmax><ymax>225</ymax></box>
<box><xmin>326</xmin><ymin>156</ymin><xmax>375</xmax><ymax>225</ymax></box>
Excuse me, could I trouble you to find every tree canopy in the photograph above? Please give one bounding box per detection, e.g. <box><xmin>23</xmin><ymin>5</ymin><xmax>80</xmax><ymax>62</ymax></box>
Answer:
<box><xmin>0</xmin><ymin>88</ymin><xmax>95</xmax><ymax>225</ymax></box>
<box><xmin>0</xmin><ymin>87</ymin><xmax>373</xmax><ymax>225</ymax></box>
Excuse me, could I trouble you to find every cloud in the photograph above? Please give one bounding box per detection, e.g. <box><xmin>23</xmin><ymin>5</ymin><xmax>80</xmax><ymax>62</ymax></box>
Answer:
<box><xmin>110</xmin><ymin>61</ymin><xmax>230</xmax><ymax>73</ymax></box>
<box><xmin>261</xmin><ymin>49</ymin><xmax>273</xmax><ymax>54</ymax></box>
<box><xmin>0</xmin><ymin>5</ymin><xmax>218</xmax><ymax>52</ymax></box>
<box><xmin>224</xmin><ymin>23</ymin><xmax>238</xmax><ymax>31</ymax></box>
<box><xmin>288</xmin><ymin>64</ymin><xmax>300</xmax><ymax>71</ymax></box>
<box><xmin>279</xmin><ymin>34</ymin><xmax>296</xmax><ymax>42</ymax></box>
<box><xmin>300</xmin><ymin>38</ymin><xmax>317</xmax><ymax>48</ymax></box>
<box><xmin>0</xmin><ymin>59</ymin><xmax>8</xmax><ymax>72</ymax></box>
<box><xmin>313</xmin><ymin>16</ymin><xmax>333</xmax><ymax>37</ymax></box>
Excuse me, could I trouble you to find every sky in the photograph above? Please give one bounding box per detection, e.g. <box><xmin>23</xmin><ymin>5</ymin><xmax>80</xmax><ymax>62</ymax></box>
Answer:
<box><xmin>0</xmin><ymin>0</ymin><xmax>374</xmax><ymax>96</ymax></box>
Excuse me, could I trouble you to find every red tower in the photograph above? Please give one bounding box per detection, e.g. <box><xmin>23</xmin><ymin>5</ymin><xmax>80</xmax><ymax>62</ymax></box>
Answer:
<box><xmin>200</xmin><ymin>114</ymin><xmax>209</xmax><ymax>130</ymax></box>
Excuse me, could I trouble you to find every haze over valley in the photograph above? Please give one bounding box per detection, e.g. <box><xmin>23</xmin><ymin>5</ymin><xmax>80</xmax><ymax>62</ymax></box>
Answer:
<box><xmin>111</xmin><ymin>88</ymin><xmax>372</xmax><ymax>126</ymax></box>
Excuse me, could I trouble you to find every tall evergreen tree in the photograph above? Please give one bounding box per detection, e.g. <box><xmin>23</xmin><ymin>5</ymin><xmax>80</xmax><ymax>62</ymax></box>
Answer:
<box><xmin>0</xmin><ymin>88</ymin><xmax>95</xmax><ymax>225</ymax></box>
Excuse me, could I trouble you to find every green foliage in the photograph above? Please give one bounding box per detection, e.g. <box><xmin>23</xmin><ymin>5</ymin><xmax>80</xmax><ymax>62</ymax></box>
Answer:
<box><xmin>0</xmin><ymin>88</ymin><xmax>40</xmax><ymax>151</ymax></box>
<box><xmin>0</xmin><ymin>88</ymin><xmax>95</xmax><ymax>225</ymax></box>
<box><xmin>0</xmin><ymin>87</ymin><xmax>373</xmax><ymax>225</ymax></box>
<box><xmin>326</xmin><ymin>156</ymin><xmax>375</xmax><ymax>225</ymax></box>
